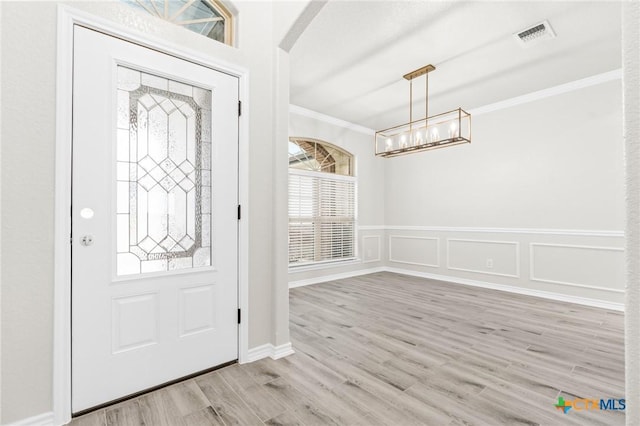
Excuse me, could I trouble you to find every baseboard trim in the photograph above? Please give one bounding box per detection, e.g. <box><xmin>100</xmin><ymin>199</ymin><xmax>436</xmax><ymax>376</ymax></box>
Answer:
<box><xmin>245</xmin><ymin>342</ymin><xmax>295</xmax><ymax>363</ymax></box>
<box><xmin>289</xmin><ymin>267</ymin><xmax>386</xmax><ymax>289</ymax></box>
<box><xmin>288</xmin><ymin>264</ymin><xmax>623</xmax><ymax>311</ymax></box>
<box><xmin>272</xmin><ymin>342</ymin><xmax>295</xmax><ymax>360</ymax></box>
<box><xmin>385</xmin><ymin>267</ymin><xmax>624</xmax><ymax>312</ymax></box>
<box><xmin>5</xmin><ymin>412</ymin><xmax>54</xmax><ymax>426</ymax></box>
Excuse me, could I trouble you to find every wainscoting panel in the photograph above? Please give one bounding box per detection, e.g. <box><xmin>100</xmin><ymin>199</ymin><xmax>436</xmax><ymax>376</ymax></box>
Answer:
<box><xmin>288</xmin><ymin>228</ymin><xmax>385</xmax><ymax>287</ymax></box>
<box><xmin>530</xmin><ymin>243</ymin><xmax>625</xmax><ymax>292</ymax></box>
<box><xmin>388</xmin><ymin>235</ymin><xmax>439</xmax><ymax>267</ymax></box>
<box><xmin>362</xmin><ymin>235</ymin><xmax>381</xmax><ymax>263</ymax></box>
<box><xmin>290</xmin><ymin>226</ymin><xmax>625</xmax><ymax>306</ymax></box>
<box><xmin>447</xmin><ymin>239</ymin><xmax>520</xmax><ymax>278</ymax></box>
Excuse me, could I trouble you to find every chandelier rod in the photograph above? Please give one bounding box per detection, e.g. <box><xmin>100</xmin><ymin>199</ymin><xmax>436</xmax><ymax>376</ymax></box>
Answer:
<box><xmin>409</xmin><ymin>78</ymin><xmax>413</xmax><ymax>133</ymax></box>
<box><xmin>425</xmin><ymin>72</ymin><xmax>429</xmax><ymax>128</ymax></box>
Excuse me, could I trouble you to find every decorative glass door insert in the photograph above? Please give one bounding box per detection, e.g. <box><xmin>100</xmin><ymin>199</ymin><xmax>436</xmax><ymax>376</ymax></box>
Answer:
<box><xmin>116</xmin><ymin>66</ymin><xmax>212</xmax><ymax>275</ymax></box>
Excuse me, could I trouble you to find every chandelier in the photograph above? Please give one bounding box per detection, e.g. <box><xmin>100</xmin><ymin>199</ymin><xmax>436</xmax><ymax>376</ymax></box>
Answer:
<box><xmin>375</xmin><ymin>64</ymin><xmax>471</xmax><ymax>157</ymax></box>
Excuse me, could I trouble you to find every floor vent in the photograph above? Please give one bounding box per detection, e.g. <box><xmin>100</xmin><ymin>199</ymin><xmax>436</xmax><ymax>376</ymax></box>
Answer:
<box><xmin>514</xmin><ymin>20</ymin><xmax>556</xmax><ymax>47</ymax></box>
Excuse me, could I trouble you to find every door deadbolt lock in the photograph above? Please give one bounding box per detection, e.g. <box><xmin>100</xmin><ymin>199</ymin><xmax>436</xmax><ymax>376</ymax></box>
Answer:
<box><xmin>80</xmin><ymin>235</ymin><xmax>94</xmax><ymax>246</ymax></box>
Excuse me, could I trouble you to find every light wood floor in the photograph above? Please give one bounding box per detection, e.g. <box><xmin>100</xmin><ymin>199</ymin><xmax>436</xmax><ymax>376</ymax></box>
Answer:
<box><xmin>70</xmin><ymin>272</ymin><xmax>625</xmax><ymax>425</ymax></box>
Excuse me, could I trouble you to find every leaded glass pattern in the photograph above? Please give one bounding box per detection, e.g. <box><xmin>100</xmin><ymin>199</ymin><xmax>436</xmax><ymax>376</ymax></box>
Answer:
<box><xmin>117</xmin><ymin>66</ymin><xmax>212</xmax><ymax>276</ymax></box>
<box><xmin>120</xmin><ymin>0</ymin><xmax>232</xmax><ymax>45</ymax></box>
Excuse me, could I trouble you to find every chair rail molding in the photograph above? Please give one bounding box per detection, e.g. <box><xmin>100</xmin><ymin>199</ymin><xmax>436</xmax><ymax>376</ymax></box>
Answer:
<box><xmin>381</xmin><ymin>225</ymin><xmax>624</xmax><ymax>237</ymax></box>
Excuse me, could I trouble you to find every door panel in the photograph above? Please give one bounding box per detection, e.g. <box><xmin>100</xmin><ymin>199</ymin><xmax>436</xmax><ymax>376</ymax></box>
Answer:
<box><xmin>72</xmin><ymin>26</ymin><xmax>238</xmax><ymax>412</ymax></box>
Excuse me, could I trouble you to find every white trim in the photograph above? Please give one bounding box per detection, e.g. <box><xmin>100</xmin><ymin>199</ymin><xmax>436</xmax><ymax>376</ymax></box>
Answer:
<box><xmin>384</xmin><ymin>267</ymin><xmax>624</xmax><ymax>312</ymax></box>
<box><xmin>446</xmin><ymin>239</ymin><xmax>520</xmax><ymax>279</ymax></box>
<box><xmin>245</xmin><ymin>342</ymin><xmax>295</xmax><ymax>363</ymax></box>
<box><xmin>288</xmin><ymin>167</ymin><xmax>357</xmax><ymax>182</ymax></box>
<box><xmin>289</xmin><ymin>258</ymin><xmax>360</xmax><ymax>273</ymax></box>
<box><xmin>245</xmin><ymin>343</ymin><xmax>273</xmax><ymax>362</ymax></box>
<box><xmin>289</xmin><ymin>104</ymin><xmax>375</xmax><ymax>136</ymax></box>
<box><xmin>530</xmin><ymin>242</ymin><xmax>625</xmax><ymax>252</ymax></box>
<box><xmin>272</xmin><ymin>342</ymin><xmax>296</xmax><ymax>359</ymax></box>
<box><xmin>289</xmin><ymin>266</ymin><xmax>386</xmax><ymax>288</ymax></box>
<box><xmin>237</xmin><ymin>41</ymin><xmax>250</xmax><ymax>366</ymax></box>
<box><xmin>358</xmin><ymin>225</ymin><xmax>386</xmax><ymax>231</ymax></box>
<box><xmin>469</xmin><ymin>69</ymin><xmax>622</xmax><ymax>116</ymax></box>
<box><xmin>388</xmin><ymin>235</ymin><xmax>440</xmax><ymax>268</ymax></box>
<box><xmin>53</xmin><ymin>7</ymin><xmax>75</xmax><ymax>425</ymax></box>
<box><xmin>286</xmin><ymin>265</ymin><xmax>624</xmax><ymax>311</ymax></box>
<box><xmin>362</xmin><ymin>235</ymin><xmax>381</xmax><ymax>263</ymax></box>
<box><xmin>54</xmin><ymin>6</ymin><xmax>250</xmax><ymax>423</ymax></box>
<box><xmin>529</xmin><ymin>243</ymin><xmax>625</xmax><ymax>293</ymax></box>
<box><xmin>382</xmin><ymin>225</ymin><xmax>624</xmax><ymax>237</ymax></box>
<box><xmin>5</xmin><ymin>412</ymin><xmax>54</xmax><ymax>426</ymax></box>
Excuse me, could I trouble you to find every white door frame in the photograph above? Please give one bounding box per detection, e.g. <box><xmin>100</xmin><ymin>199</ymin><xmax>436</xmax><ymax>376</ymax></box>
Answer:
<box><xmin>54</xmin><ymin>5</ymin><xmax>250</xmax><ymax>424</ymax></box>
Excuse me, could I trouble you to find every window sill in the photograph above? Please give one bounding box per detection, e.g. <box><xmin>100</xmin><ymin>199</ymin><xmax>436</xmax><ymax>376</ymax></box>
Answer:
<box><xmin>288</xmin><ymin>258</ymin><xmax>361</xmax><ymax>273</ymax></box>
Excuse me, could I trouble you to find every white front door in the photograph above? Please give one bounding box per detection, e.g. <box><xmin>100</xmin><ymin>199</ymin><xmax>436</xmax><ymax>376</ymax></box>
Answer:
<box><xmin>72</xmin><ymin>26</ymin><xmax>239</xmax><ymax>412</ymax></box>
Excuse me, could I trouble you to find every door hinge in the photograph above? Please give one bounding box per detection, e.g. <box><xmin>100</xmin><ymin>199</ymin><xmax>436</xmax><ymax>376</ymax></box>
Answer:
<box><xmin>237</xmin><ymin>309</ymin><xmax>241</xmax><ymax>324</ymax></box>
<box><xmin>237</xmin><ymin>204</ymin><xmax>241</xmax><ymax>220</ymax></box>
<box><xmin>238</xmin><ymin>100</ymin><xmax>242</xmax><ymax>117</ymax></box>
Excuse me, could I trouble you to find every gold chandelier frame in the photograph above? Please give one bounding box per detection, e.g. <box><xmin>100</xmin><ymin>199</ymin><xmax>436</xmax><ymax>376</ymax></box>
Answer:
<box><xmin>375</xmin><ymin>64</ymin><xmax>471</xmax><ymax>157</ymax></box>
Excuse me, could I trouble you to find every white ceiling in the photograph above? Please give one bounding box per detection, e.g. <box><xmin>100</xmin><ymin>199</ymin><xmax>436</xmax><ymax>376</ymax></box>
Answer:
<box><xmin>289</xmin><ymin>1</ymin><xmax>622</xmax><ymax>130</ymax></box>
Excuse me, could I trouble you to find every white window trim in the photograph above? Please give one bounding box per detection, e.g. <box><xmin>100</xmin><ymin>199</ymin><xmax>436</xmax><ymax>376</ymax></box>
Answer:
<box><xmin>288</xmin><ymin>257</ymin><xmax>361</xmax><ymax>273</ymax></box>
<box><xmin>288</xmin><ymin>167</ymin><xmax>355</xmax><ymax>181</ymax></box>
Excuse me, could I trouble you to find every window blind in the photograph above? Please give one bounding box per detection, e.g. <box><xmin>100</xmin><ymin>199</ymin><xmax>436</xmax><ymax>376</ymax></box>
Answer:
<box><xmin>288</xmin><ymin>169</ymin><xmax>356</xmax><ymax>265</ymax></box>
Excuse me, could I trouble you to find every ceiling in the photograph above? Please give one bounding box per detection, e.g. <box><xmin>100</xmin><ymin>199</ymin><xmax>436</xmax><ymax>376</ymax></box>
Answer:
<box><xmin>289</xmin><ymin>1</ymin><xmax>622</xmax><ymax>131</ymax></box>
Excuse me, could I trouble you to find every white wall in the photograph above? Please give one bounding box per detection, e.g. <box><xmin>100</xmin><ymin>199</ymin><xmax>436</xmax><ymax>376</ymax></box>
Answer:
<box><xmin>290</xmin><ymin>79</ymin><xmax>625</xmax><ymax>309</ymax></box>
<box><xmin>288</xmin><ymin>112</ymin><xmax>386</xmax><ymax>286</ymax></box>
<box><xmin>385</xmin><ymin>80</ymin><xmax>623</xmax><ymax>229</ymax></box>
<box><xmin>0</xmin><ymin>1</ymin><xmax>294</xmax><ymax>423</ymax></box>
<box><xmin>382</xmin><ymin>80</ymin><xmax>624</xmax><ymax>306</ymax></box>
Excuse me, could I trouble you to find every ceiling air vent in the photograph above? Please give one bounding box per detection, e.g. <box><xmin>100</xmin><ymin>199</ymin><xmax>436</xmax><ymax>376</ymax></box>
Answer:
<box><xmin>514</xmin><ymin>20</ymin><xmax>556</xmax><ymax>47</ymax></box>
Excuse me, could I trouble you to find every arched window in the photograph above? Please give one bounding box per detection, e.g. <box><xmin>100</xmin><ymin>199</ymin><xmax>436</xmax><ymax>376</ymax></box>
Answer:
<box><xmin>121</xmin><ymin>0</ymin><xmax>233</xmax><ymax>45</ymax></box>
<box><xmin>288</xmin><ymin>138</ymin><xmax>353</xmax><ymax>176</ymax></box>
<box><xmin>288</xmin><ymin>138</ymin><xmax>356</xmax><ymax>266</ymax></box>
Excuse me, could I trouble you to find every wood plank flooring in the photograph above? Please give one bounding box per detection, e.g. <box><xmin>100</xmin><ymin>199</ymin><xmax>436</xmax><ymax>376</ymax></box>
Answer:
<box><xmin>69</xmin><ymin>272</ymin><xmax>625</xmax><ymax>425</ymax></box>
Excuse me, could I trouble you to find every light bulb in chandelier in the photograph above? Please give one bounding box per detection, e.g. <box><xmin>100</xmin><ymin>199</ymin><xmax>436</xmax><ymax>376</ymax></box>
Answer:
<box><xmin>449</xmin><ymin>121</ymin><xmax>458</xmax><ymax>138</ymax></box>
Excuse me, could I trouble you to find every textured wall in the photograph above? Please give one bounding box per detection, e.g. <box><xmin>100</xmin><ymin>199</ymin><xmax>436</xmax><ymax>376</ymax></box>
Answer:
<box><xmin>1</xmin><ymin>3</ymin><xmax>58</xmax><ymax>422</ymax></box>
<box><xmin>623</xmin><ymin>2</ymin><xmax>640</xmax><ymax>425</ymax></box>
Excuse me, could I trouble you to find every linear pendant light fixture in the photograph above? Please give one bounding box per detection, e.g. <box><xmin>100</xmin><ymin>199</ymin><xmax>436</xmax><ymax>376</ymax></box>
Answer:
<box><xmin>375</xmin><ymin>64</ymin><xmax>471</xmax><ymax>157</ymax></box>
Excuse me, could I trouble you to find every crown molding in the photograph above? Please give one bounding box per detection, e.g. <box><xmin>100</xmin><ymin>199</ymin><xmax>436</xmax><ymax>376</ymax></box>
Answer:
<box><xmin>469</xmin><ymin>68</ymin><xmax>622</xmax><ymax>116</ymax></box>
<box><xmin>289</xmin><ymin>104</ymin><xmax>375</xmax><ymax>135</ymax></box>
<box><xmin>289</xmin><ymin>69</ymin><xmax>622</xmax><ymax>132</ymax></box>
